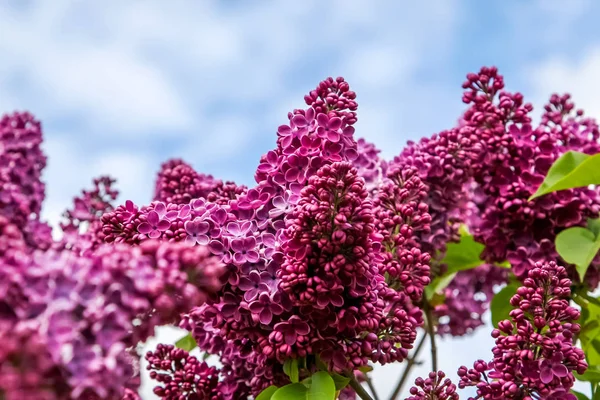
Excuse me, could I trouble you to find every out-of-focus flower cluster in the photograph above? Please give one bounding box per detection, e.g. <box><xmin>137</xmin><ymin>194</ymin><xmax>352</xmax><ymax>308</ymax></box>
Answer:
<box><xmin>0</xmin><ymin>113</ymin><xmax>224</xmax><ymax>400</ymax></box>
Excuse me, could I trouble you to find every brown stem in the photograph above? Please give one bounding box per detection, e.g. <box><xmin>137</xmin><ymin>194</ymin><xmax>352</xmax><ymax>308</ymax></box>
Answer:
<box><xmin>388</xmin><ymin>330</ymin><xmax>427</xmax><ymax>400</ymax></box>
<box><xmin>365</xmin><ymin>375</ymin><xmax>380</xmax><ymax>400</ymax></box>
<box><xmin>424</xmin><ymin>302</ymin><xmax>438</xmax><ymax>372</ymax></box>
<box><xmin>349</xmin><ymin>375</ymin><xmax>374</xmax><ymax>400</ymax></box>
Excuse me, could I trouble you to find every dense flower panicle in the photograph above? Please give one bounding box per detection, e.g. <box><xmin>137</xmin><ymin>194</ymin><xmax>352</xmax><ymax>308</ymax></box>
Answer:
<box><xmin>435</xmin><ymin>264</ymin><xmax>507</xmax><ymax>336</ymax></box>
<box><xmin>457</xmin><ymin>262</ymin><xmax>586</xmax><ymax>399</ymax></box>
<box><xmin>391</xmin><ymin>127</ymin><xmax>478</xmax><ymax>273</ymax></box>
<box><xmin>154</xmin><ymin>159</ymin><xmax>222</xmax><ymax>205</ymax></box>
<box><xmin>145</xmin><ymin>344</ymin><xmax>222</xmax><ymax>400</ymax></box>
<box><xmin>372</xmin><ymin>166</ymin><xmax>432</xmax><ymax>301</ymax></box>
<box><xmin>0</xmin><ymin>231</ymin><xmax>224</xmax><ymax>399</ymax></box>
<box><xmin>462</xmin><ymin>67</ymin><xmax>600</xmax><ymax>287</ymax></box>
<box><xmin>353</xmin><ymin>138</ymin><xmax>387</xmax><ymax>191</ymax></box>
<box><xmin>407</xmin><ymin>371</ymin><xmax>459</xmax><ymax>400</ymax></box>
<box><xmin>0</xmin><ymin>112</ymin><xmax>47</xmax><ymax>233</ymax></box>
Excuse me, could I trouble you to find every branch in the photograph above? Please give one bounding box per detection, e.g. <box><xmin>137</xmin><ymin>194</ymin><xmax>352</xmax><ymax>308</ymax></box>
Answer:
<box><xmin>388</xmin><ymin>330</ymin><xmax>427</xmax><ymax>400</ymax></box>
<box><xmin>424</xmin><ymin>302</ymin><xmax>438</xmax><ymax>372</ymax></box>
<box><xmin>349</xmin><ymin>375</ymin><xmax>374</xmax><ymax>400</ymax></box>
<box><xmin>365</xmin><ymin>374</ymin><xmax>380</xmax><ymax>400</ymax></box>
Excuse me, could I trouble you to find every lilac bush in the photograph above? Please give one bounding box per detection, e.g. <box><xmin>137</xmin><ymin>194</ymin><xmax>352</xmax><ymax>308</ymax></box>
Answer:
<box><xmin>1</xmin><ymin>67</ymin><xmax>599</xmax><ymax>400</ymax></box>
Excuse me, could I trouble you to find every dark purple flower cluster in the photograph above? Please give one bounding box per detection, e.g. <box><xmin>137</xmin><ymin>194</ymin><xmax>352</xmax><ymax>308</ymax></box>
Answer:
<box><xmin>145</xmin><ymin>344</ymin><xmax>221</xmax><ymax>400</ymax></box>
<box><xmin>462</xmin><ymin>67</ymin><xmax>600</xmax><ymax>287</ymax></box>
<box><xmin>408</xmin><ymin>371</ymin><xmax>459</xmax><ymax>400</ymax></box>
<box><xmin>457</xmin><ymin>261</ymin><xmax>586</xmax><ymax>399</ymax></box>
<box><xmin>154</xmin><ymin>158</ymin><xmax>222</xmax><ymax>205</ymax></box>
<box><xmin>435</xmin><ymin>264</ymin><xmax>507</xmax><ymax>336</ymax></box>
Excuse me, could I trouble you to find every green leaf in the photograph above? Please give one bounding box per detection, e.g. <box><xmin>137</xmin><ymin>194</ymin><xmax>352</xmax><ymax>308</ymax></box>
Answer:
<box><xmin>256</xmin><ymin>385</ymin><xmax>279</xmax><ymax>400</ymax></box>
<box><xmin>490</xmin><ymin>283</ymin><xmax>519</xmax><ymax>327</ymax></box>
<box><xmin>272</xmin><ymin>383</ymin><xmax>309</xmax><ymax>400</ymax></box>
<box><xmin>556</xmin><ymin>227</ymin><xmax>600</xmax><ymax>280</ymax></box>
<box><xmin>529</xmin><ymin>150</ymin><xmax>600</xmax><ymax>199</ymax></box>
<box><xmin>175</xmin><ymin>333</ymin><xmax>197</xmax><ymax>352</ymax></box>
<box><xmin>425</xmin><ymin>272</ymin><xmax>456</xmax><ymax>300</ymax></box>
<box><xmin>580</xmin><ymin>302</ymin><xmax>600</xmax><ymax>366</ymax></box>
<box><xmin>575</xmin><ymin>366</ymin><xmax>600</xmax><ymax>382</ymax></box>
<box><xmin>330</xmin><ymin>372</ymin><xmax>351</xmax><ymax>390</ymax></box>
<box><xmin>309</xmin><ymin>371</ymin><xmax>336</xmax><ymax>400</ymax></box>
<box><xmin>588</xmin><ymin>218</ymin><xmax>600</xmax><ymax>236</ymax></box>
<box><xmin>442</xmin><ymin>232</ymin><xmax>485</xmax><ymax>275</ymax></box>
<box><xmin>357</xmin><ymin>365</ymin><xmax>373</xmax><ymax>373</ymax></box>
<box><xmin>283</xmin><ymin>358</ymin><xmax>299</xmax><ymax>383</ymax></box>
<box><xmin>571</xmin><ymin>389</ymin><xmax>590</xmax><ymax>400</ymax></box>
<box><xmin>272</xmin><ymin>373</ymin><xmax>336</xmax><ymax>400</ymax></box>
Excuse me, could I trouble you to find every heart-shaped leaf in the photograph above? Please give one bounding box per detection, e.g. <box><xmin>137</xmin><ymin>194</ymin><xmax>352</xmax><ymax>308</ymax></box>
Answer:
<box><xmin>529</xmin><ymin>150</ymin><xmax>600</xmax><ymax>200</ymax></box>
<box><xmin>556</xmin><ymin>226</ymin><xmax>600</xmax><ymax>281</ymax></box>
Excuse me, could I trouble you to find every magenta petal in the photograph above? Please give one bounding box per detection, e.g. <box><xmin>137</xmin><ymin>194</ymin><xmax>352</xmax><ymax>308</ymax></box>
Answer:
<box><xmin>292</xmin><ymin>114</ymin><xmax>307</xmax><ymax>127</ymax></box>
<box><xmin>278</xmin><ymin>125</ymin><xmax>292</xmax><ymax>136</ymax></box>
<box><xmin>246</xmin><ymin>251</ymin><xmax>260</xmax><ymax>263</ymax></box>
<box><xmin>137</xmin><ymin>223</ymin><xmax>152</xmax><ymax>234</ymax></box>
<box><xmin>147</xmin><ymin>211</ymin><xmax>159</xmax><ymax>226</ymax></box>
<box><xmin>154</xmin><ymin>202</ymin><xmax>166</xmax><ymax>215</ymax></box>
<box><xmin>296</xmin><ymin>323</ymin><xmax>310</xmax><ymax>335</ymax></box>
<box><xmin>272</xmin><ymin>195</ymin><xmax>286</xmax><ymax>209</ymax></box>
<box><xmin>230</xmin><ymin>238</ymin><xmax>244</xmax><ymax>252</ymax></box>
<box><xmin>197</xmin><ymin>235</ymin><xmax>210</xmax><ymax>245</ymax></box>
<box><xmin>233</xmin><ymin>253</ymin><xmax>246</xmax><ymax>264</ymax></box>
<box><xmin>328</xmin><ymin>117</ymin><xmax>342</xmax><ymax>130</ymax></box>
<box><xmin>208</xmin><ymin>240</ymin><xmax>225</xmax><ymax>254</ymax></box>
<box><xmin>284</xmin><ymin>331</ymin><xmax>296</xmax><ymax>345</ymax></box>
<box><xmin>248</xmin><ymin>299</ymin><xmax>262</xmax><ymax>312</ymax></box>
<box><xmin>259</xmin><ymin>308</ymin><xmax>272</xmax><ymax>325</ymax></box>
<box><xmin>316</xmin><ymin>113</ymin><xmax>328</xmax><ymax>126</ymax></box>
<box><xmin>540</xmin><ymin>368</ymin><xmax>553</xmax><ymax>384</ymax></box>
<box><xmin>148</xmin><ymin>230</ymin><xmax>161</xmax><ymax>239</ymax></box>
<box><xmin>552</xmin><ymin>364</ymin><xmax>568</xmax><ymax>378</ymax></box>
<box><xmin>285</xmin><ymin>168</ymin><xmax>300</xmax><ymax>182</ymax></box>
<box><xmin>157</xmin><ymin>220</ymin><xmax>170</xmax><ymax>231</ymax></box>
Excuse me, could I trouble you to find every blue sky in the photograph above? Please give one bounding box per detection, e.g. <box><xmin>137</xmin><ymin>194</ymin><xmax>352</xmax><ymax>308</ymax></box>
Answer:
<box><xmin>1</xmin><ymin>0</ymin><xmax>599</xmax><ymax>398</ymax></box>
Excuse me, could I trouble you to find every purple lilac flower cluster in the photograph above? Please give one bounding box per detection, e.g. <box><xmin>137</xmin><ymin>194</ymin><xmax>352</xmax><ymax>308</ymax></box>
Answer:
<box><xmin>0</xmin><ymin>217</ymin><xmax>224</xmax><ymax>399</ymax></box>
<box><xmin>456</xmin><ymin>261</ymin><xmax>585</xmax><ymax>399</ymax></box>
<box><xmin>463</xmin><ymin>67</ymin><xmax>600</xmax><ymax>288</ymax></box>
<box><xmin>100</xmin><ymin>78</ymin><xmax>433</xmax><ymax>397</ymax></box>
<box><xmin>407</xmin><ymin>371</ymin><xmax>459</xmax><ymax>400</ymax></box>
<box><xmin>2</xmin><ymin>65</ymin><xmax>596</xmax><ymax>399</ymax></box>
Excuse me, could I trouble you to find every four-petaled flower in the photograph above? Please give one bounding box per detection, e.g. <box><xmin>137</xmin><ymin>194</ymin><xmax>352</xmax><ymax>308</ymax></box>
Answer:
<box><xmin>248</xmin><ymin>292</ymin><xmax>283</xmax><ymax>325</ymax></box>
<box><xmin>231</xmin><ymin>236</ymin><xmax>259</xmax><ymax>264</ymax></box>
<box><xmin>238</xmin><ymin>270</ymin><xmax>269</xmax><ymax>301</ymax></box>
<box><xmin>185</xmin><ymin>218</ymin><xmax>211</xmax><ymax>245</ymax></box>
<box><xmin>138</xmin><ymin>210</ymin><xmax>170</xmax><ymax>239</ymax></box>
<box><xmin>273</xmin><ymin>316</ymin><xmax>310</xmax><ymax>345</ymax></box>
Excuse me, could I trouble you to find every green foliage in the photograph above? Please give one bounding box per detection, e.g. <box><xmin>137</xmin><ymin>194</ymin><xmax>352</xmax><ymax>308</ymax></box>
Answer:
<box><xmin>260</xmin><ymin>371</ymin><xmax>337</xmax><ymax>400</ymax></box>
<box><xmin>570</xmin><ymin>389</ymin><xmax>590</xmax><ymax>400</ymax></box>
<box><xmin>580</xmin><ymin>300</ymin><xmax>600</xmax><ymax>368</ymax></box>
<box><xmin>425</xmin><ymin>227</ymin><xmax>485</xmax><ymax>300</ymax></box>
<box><xmin>283</xmin><ymin>358</ymin><xmax>300</xmax><ymax>383</ymax></box>
<box><xmin>175</xmin><ymin>333</ymin><xmax>197</xmax><ymax>352</ymax></box>
<box><xmin>256</xmin><ymin>386</ymin><xmax>278</xmax><ymax>400</ymax></box>
<box><xmin>490</xmin><ymin>282</ymin><xmax>519</xmax><ymax>327</ymax></box>
<box><xmin>330</xmin><ymin>372</ymin><xmax>351</xmax><ymax>390</ymax></box>
<box><xmin>556</xmin><ymin>223</ymin><xmax>600</xmax><ymax>281</ymax></box>
<box><xmin>529</xmin><ymin>150</ymin><xmax>600</xmax><ymax>200</ymax></box>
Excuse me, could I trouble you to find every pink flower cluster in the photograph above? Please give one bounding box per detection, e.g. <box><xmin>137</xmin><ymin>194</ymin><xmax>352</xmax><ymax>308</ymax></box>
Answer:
<box><xmin>457</xmin><ymin>261</ymin><xmax>585</xmax><ymax>399</ymax></box>
<box><xmin>1</xmin><ymin>65</ymin><xmax>597</xmax><ymax>399</ymax></box>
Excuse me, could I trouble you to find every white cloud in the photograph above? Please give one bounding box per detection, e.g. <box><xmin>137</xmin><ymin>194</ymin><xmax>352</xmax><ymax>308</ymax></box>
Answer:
<box><xmin>527</xmin><ymin>47</ymin><xmax>600</xmax><ymax>121</ymax></box>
